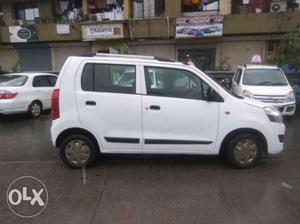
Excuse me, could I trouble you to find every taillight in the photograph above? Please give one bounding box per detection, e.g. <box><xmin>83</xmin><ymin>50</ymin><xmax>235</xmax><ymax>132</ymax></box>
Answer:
<box><xmin>51</xmin><ymin>89</ymin><xmax>60</xmax><ymax>120</ymax></box>
<box><xmin>0</xmin><ymin>91</ymin><xmax>18</xmax><ymax>99</ymax></box>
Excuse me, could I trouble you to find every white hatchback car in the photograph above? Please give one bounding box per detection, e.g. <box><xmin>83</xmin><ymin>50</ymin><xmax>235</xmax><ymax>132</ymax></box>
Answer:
<box><xmin>51</xmin><ymin>54</ymin><xmax>285</xmax><ymax>169</ymax></box>
<box><xmin>231</xmin><ymin>65</ymin><xmax>296</xmax><ymax>116</ymax></box>
<box><xmin>0</xmin><ymin>73</ymin><xmax>57</xmax><ymax>117</ymax></box>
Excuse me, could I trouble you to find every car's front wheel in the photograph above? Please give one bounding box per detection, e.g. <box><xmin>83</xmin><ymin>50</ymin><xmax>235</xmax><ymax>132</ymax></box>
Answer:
<box><xmin>226</xmin><ymin>133</ymin><xmax>262</xmax><ymax>168</ymax></box>
<box><xmin>60</xmin><ymin>134</ymin><xmax>98</xmax><ymax>168</ymax></box>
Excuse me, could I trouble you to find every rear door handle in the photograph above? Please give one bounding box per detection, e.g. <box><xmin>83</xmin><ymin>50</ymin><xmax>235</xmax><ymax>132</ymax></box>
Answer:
<box><xmin>86</xmin><ymin>101</ymin><xmax>96</xmax><ymax>106</ymax></box>
<box><xmin>149</xmin><ymin>105</ymin><xmax>160</xmax><ymax>110</ymax></box>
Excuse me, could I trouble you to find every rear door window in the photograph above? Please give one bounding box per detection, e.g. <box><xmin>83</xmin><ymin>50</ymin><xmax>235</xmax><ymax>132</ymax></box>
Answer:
<box><xmin>81</xmin><ymin>63</ymin><xmax>136</xmax><ymax>94</ymax></box>
<box><xmin>33</xmin><ymin>76</ymin><xmax>50</xmax><ymax>87</ymax></box>
<box><xmin>144</xmin><ymin>66</ymin><xmax>214</xmax><ymax>101</ymax></box>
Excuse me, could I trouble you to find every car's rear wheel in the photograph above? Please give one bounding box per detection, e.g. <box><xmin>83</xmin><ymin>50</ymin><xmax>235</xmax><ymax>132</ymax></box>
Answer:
<box><xmin>28</xmin><ymin>101</ymin><xmax>42</xmax><ymax>118</ymax></box>
<box><xmin>60</xmin><ymin>134</ymin><xmax>97</xmax><ymax>168</ymax></box>
<box><xmin>226</xmin><ymin>133</ymin><xmax>262</xmax><ymax>168</ymax></box>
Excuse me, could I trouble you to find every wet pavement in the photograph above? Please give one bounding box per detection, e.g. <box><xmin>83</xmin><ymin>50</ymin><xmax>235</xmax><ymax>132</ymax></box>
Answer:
<box><xmin>0</xmin><ymin>111</ymin><xmax>300</xmax><ymax>224</ymax></box>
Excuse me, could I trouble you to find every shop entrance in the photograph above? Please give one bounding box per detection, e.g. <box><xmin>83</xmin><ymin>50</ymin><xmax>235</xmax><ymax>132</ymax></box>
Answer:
<box><xmin>16</xmin><ymin>43</ymin><xmax>52</xmax><ymax>72</ymax></box>
<box><xmin>178</xmin><ymin>47</ymin><xmax>216</xmax><ymax>71</ymax></box>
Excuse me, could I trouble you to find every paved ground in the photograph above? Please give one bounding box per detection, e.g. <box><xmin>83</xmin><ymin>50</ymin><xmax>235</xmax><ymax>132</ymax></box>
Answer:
<box><xmin>0</xmin><ymin>111</ymin><xmax>300</xmax><ymax>224</ymax></box>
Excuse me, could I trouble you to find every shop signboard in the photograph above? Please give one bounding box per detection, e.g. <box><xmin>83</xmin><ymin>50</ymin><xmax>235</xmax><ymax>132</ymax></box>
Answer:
<box><xmin>9</xmin><ymin>25</ymin><xmax>38</xmax><ymax>43</ymax></box>
<box><xmin>56</xmin><ymin>24</ymin><xmax>70</xmax><ymax>35</ymax></box>
<box><xmin>176</xmin><ymin>15</ymin><xmax>224</xmax><ymax>39</ymax></box>
<box><xmin>82</xmin><ymin>24</ymin><xmax>124</xmax><ymax>41</ymax></box>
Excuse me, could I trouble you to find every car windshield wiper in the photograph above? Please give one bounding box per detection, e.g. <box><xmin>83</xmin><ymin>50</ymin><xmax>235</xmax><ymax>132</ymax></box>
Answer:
<box><xmin>255</xmin><ymin>81</ymin><xmax>273</xmax><ymax>85</ymax></box>
<box><xmin>271</xmin><ymin>82</ymin><xmax>286</xmax><ymax>86</ymax></box>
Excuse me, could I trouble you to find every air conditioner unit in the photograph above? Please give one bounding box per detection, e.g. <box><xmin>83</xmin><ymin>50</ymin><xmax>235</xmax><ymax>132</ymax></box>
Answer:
<box><xmin>270</xmin><ymin>1</ymin><xmax>287</xmax><ymax>12</ymax></box>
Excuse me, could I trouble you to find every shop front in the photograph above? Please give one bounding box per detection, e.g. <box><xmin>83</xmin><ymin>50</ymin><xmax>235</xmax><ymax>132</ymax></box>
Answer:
<box><xmin>175</xmin><ymin>14</ymin><xmax>224</xmax><ymax>71</ymax></box>
<box><xmin>129</xmin><ymin>40</ymin><xmax>176</xmax><ymax>60</ymax></box>
<box><xmin>15</xmin><ymin>43</ymin><xmax>52</xmax><ymax>72</ymax></box>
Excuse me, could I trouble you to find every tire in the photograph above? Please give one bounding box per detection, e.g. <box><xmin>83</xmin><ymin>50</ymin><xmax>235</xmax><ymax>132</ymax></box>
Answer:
<box><xmin>225</xmin><ymin>133</ymin><xmax>262</xmax><ymax>169</ymax></box>
<box><xmin>60</xmin><ymin>134</ymin><xmax>98</xmax><ymax>169</ymax></box>
<box><xmin>28</xmin><ymin>101</ymin><xmax>42</xmax><ymax>118</ymax></box>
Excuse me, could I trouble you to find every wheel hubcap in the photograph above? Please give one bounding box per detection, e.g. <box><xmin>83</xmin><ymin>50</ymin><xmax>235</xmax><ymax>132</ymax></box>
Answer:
<box><xmin>233</xmin><ymin>139</ymin><xmax>258</xmax><ymax>165</ymax></box>
<box><xmin>31</xmin><ymin>104</ymin><xmax>41</xmax><ymax>116</ymax></box>
<box><xmin>65</xmin><ymin>140</ymin><xmax>91</xmax><ymax>165</ymax></box>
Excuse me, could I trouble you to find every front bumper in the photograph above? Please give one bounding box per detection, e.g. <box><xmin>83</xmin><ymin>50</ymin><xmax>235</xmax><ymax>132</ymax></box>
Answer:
<box><xmin>260</xmin><ymin>101</ymin><xmax>296</xmax><ymax>116</ymax></box>
<box><xmin>265</xmin><ymin>122</ymin><xmax>285</xmax><ymax>155</ymax></box>
<box><xmin>274</xmin><ymin>103</ymin><xmax>296</xmax><ymax>116</ymax></box>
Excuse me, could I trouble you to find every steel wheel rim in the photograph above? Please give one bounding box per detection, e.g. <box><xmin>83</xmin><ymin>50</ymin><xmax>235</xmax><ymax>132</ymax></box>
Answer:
<box><xmin>31</xmin><ymin>103</ymin><xmax>41</xmax><ymax>117</ymax></box>
<box><xmin>65</xmin><ymin>140</ymin><xmax>91</xmax><ymax>165</ymax></box>
<box><xmin>233</xmin><ymin>139</ymin><xmax>258</xmax><ymax>165</ymax></box>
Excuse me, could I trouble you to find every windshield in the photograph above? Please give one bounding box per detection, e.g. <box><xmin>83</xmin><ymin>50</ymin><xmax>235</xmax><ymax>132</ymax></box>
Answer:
<box><xmin>243</xmin><ymin>69</ymin><xmax>287</xmax><ymax>86</ymax></box>
<box><xmin>0</xmin><ymin>75</ymin><xmax>28</xmax><ymax>86</ymax></box>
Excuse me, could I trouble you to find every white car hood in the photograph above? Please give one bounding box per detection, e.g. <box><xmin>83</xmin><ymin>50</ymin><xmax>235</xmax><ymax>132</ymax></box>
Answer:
<box><xmin>243</xmin><ymin>85</ymin><xmax>293</xmax><ymax>95</ymax></box>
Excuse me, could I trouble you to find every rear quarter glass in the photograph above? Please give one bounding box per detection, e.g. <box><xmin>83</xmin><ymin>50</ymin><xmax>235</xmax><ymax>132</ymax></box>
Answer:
<box><xmin>0</xmin><ymin>75</ymin><xmax>28</xmax><ymax>86</ymax></box>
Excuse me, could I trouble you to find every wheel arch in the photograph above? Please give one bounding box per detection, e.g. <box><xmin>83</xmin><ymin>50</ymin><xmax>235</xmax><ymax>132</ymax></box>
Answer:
<box><xmin>55</xmin><ymin>128</ymin><xmax>100</xmax><ymax>152</ymax></box>
<box><xmin>219</xmin><ymin>128</ymin><xmax>268</xmax><ymax>155</ymax></box>
<box><xmin>29</xmin><ymin>100</ymin><xmax>43</xmax><ymax>110</ymax></box>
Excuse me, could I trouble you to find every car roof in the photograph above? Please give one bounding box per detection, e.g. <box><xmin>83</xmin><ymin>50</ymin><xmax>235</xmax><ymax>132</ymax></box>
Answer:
<box><xmin>238</xmin><ymin>64</ymin><xmax>279</xmax><ymax>70</ymax></box>
<box><xmin>73</xmin><ymin>53</ymin><xmax>188</xmax><ymax>67</ymax></box>
<box><xmin>4</xmin><ymin>72</ymin><xmax>57</xmax><ymax>77</ymax></box>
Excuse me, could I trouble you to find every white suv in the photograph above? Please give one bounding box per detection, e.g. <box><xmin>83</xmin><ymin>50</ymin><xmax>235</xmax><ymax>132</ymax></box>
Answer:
<box><xmin>51</xmin><ymin>54</ymin><xmax>285</xmax><ymax>169</ymax></box>
<box><xmin>231</xmin><ymin>65</ymin><xmax>296</xmax><ymax>116</ymax></box>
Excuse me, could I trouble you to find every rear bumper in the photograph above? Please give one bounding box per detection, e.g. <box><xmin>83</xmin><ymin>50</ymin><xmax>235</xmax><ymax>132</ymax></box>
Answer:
<box><xmin>0</xmin><ymin>99</ymin><xmax>27</xmax><ymax>114</ymax></box>
<box><xmin>51</xmin><ymin>119</ymin><xmax>62</xmax><ymax>147</ymax></box>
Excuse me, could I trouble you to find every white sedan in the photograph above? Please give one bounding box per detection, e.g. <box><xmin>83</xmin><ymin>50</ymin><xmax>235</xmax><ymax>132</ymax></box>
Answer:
<box><xmin>0</xmin><ymin>73</ymin><xmax>57</xmax><ymax>117</ymax></box>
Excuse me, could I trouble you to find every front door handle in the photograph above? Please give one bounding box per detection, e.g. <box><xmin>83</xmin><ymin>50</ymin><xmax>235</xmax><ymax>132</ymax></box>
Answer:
<box><xmin>86</xmin><ymin>101</ymin><xmax>96</xmax><ymax>106</ymax></box>
<box><xmin>149</xmin><ymin>105</ymin><xmax>160</xmax><ymax>110</ymax></box>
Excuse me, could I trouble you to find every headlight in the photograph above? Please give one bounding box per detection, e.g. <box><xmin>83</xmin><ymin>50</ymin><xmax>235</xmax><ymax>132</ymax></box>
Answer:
<box><xmin>243</xmin><ymin>90</ymin><xmax>254</xmax><ymax>98</ymax></box>
<box><xmin>286</xmin><ymin>91</ymin><xmax>295</xmax><ymax>103</ymax></box>
<box><xmin>264</xmin><ymin>106</ymin><xmax>283</xmax><ymax>123</ymax></box>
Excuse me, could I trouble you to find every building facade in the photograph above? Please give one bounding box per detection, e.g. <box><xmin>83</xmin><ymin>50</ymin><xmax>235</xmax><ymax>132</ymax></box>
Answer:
<box><xmin>0</xmin><ymin>0</ymin><xmax>299</xmax><ymax>72</ymax></box>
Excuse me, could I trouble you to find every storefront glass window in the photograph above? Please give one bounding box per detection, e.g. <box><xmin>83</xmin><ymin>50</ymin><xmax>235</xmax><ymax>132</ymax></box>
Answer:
<box><xmin>132</xmin><ymin>0</ymin><xmax>165</xmax><ymax>18</ymax></box>
<box><xmin>182</xmin><ymin>0</ymin><xmax>219</xmax><ymax>13</ymax></box>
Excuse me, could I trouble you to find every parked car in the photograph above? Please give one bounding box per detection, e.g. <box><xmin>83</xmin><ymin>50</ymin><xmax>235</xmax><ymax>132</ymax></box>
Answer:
<box><xmin>286</xmin><ymin>74</ymin><xmax>300</xmax><ymax>105</ymax></box>
<box><xmin>0</xmin><ymin>73</ymin><xmax>58</xmax><ymax>117</ymax></box>
<box><xmin>294</xmin><ymin>85</ymin><xmax>300</xmax><ymax>105</ymax></box>
<box><xmin>231</xmin><ymin>64</ymin><xmax>296</xmax><ymax>116</ymax></box>
<box><xmin>51</xmin><ymin>54</ymin><xmax>285</xmax><ymax>169</ymax></box>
